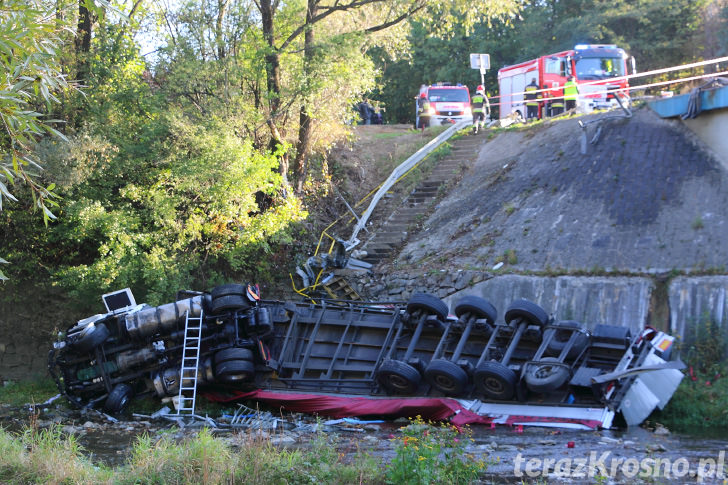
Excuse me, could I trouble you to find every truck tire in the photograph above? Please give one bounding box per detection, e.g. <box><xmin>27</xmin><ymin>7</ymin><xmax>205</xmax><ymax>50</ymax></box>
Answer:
<box><xmin>214</xmin><ymin>359</ymin><xmax>255</xmax><ymax>383</ymax></box>
<box><xmin>592</xmin><ymin>324</ymin><xmax>631</xmax><ymax>348</ymax></box>
<box><xmin>504</xmin><ymin>299</ymin><xmax>548</xmax><ymax>328</ymax></box>
<box><xmin>406</xmin><ymin>293</ymin><xmax>448</xmax><ymax>322</ymax></box>
<box><xmin>424</xmin><ymin>359</ymin><xmax>469</xmax><ymax>396</ymax></box>
<box><xmin>473</xmin><ymin>361</ymin><xmax>517</xmax><ymax>400</ymax></box>
<box><xmin>376</xmin><ymin>359</ymin><xmax>421</xmax><ymax>395</ymax></box>
<box><xmin>104</xmin><ymin>383</ymin><xmax>134</xmax><ymax>413</ymax></box>
<box><xmin>214</xmin><ymin>348</ymin><xmax>254</xmax><ymax>366</ymax></box>
<box><xmin>211</xmin><ymin>284</ymin><xmax>246</xmax><ymax>299</ymax></box>
<box><xmin>454</xmin><ymin>295</ymin><xmax>498</xmax><ymax>323</ymax></box>
<box><xmin>73</xmin><ymin>323</ymin><xmax>110</xmax><ymax>353</ymax></box>
<box><xmin>544</xmin><ymin>321</ymin><xmax>588</xmax><ymax>359</ymax></box>
<box><xmin>524</xmin><ymin>358</ymin><xmax>570</xmax><ymax>394</ymax></box>
<box><xmin>210</xmin><ymin>294</ymin><xmax>249</xmax><ymax>314</ymax></box>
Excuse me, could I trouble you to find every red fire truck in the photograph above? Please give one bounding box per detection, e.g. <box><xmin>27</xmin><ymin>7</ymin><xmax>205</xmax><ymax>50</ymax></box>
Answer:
<box><xmin>497</xmin><ymin>44</ymin><xmax>636</xmax><ymax>119</ymax></box>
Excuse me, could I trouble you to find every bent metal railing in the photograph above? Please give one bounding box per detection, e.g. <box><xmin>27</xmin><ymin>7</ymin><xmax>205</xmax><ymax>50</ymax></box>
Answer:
<box><xmin>291</xmin><ymin>120</ymin><xmax>471</xmax><ymax>297</ymax></box>
<box><xmin>345</xmin><ymin>119</ymin><xmax>470</xmax><ymax>250</ymax></box>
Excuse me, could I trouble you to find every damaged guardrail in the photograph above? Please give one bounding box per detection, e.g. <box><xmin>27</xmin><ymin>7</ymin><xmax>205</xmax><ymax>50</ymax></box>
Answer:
<box><xmin>293</xmin><ymin>119</ymin><xmax>471</xmax><ymax>295</ymax></box>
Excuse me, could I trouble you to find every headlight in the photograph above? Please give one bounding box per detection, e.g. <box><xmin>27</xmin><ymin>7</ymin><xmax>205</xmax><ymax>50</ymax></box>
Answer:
<box><xmin>464</xmin><ymin>107</ymin><xmax>472</xmax><ymax>116</ymax></box>
<box><xmin>427</xmin><ymin>107</ymin><xmax>436</xmax><ymax>115</ymax></box>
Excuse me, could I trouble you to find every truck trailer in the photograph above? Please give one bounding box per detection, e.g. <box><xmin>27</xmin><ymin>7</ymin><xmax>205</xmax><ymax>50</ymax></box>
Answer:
<box><xmin>48</xmin><ymin>284</ymin><xmax>684</xmax><ymax>429</ymax></box>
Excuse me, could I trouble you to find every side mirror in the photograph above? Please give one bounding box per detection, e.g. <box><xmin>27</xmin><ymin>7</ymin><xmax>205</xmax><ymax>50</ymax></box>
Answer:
<box><xmin>629</xmin><ymin>56</ymin><xmax>637</xmax><ymax>75</ymax></box>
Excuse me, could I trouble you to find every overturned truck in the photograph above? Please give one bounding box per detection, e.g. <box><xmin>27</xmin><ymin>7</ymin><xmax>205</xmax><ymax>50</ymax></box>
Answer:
<box><xmin>48</xmin><ymin>285</ymin><xmax>684</xmax><ymax>429</ymax></box>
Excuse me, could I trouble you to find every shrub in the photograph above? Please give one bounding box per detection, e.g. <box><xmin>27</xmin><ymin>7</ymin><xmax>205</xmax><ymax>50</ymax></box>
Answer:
<box><xmin>653</xmin><ymin>315</ymin><xmax>728</xmax><ymax>431</ymax></box>
<box><xmin>385</xmin><ymin>416</ymin><xmax>487</xmax><ymax>485</ymax></box>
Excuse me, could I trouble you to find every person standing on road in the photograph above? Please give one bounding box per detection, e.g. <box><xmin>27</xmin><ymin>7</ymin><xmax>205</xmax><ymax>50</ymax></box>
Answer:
<box><xmin>417</xmin><ymin>92</ymin><xmax>431</xmax><ymax>131</ymax></box>
<box><xmin>564</xmin><ymin>76</ymin><xmax>579</xmax><ymax>112</ymax></box>
<box><xmin>471</xmin><ymin>85</ymin><xmax>487</xmax><ymax>133</ymax></box>
<box><xmin>525</xmin><ymin>78</ymin><xmax>540</xmax><ymax>122</ymax></box>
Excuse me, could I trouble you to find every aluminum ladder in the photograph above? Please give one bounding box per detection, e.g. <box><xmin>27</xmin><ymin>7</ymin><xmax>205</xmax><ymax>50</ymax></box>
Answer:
<box><xmin>174</xmin><ymin>310</ymin><xmax>203</xmax><ymax>415</ymax></box>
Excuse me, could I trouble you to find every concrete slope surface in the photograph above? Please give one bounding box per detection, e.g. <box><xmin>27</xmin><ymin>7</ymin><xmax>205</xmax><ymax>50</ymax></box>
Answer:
<box><xmin>396</xmin><ymin>107</ymin><xmax>728</xmax><ymax>274</ymax></box>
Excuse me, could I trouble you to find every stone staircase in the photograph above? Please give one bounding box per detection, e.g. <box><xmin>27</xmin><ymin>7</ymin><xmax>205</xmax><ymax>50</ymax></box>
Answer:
<box><xmin>360</xmin><ymin>132</ymin><xmax>486</xmax><ymax>265</ymax></box>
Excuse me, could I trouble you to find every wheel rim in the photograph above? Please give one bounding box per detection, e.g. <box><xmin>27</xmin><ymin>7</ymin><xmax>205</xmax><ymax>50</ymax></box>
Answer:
<box><xmin>534</xmin><ymin>365</ymin><xmax>558</xmax><ymax>378</ymax></box>
<box><xmin>484</xmin><ymin>376</ymin><xmax>505</xmax><ymax>393</ymax></box>
<box><xmin>387</xmin><ymin>374</ymin><xmax>411</xmax><ymax>390</ymax></box>
<box><xmin>222</xmin><ymin>373</ymin><xmax>250</xmax><ymax>381</ymax></box>
<box><xmin>433</xmin><ymin>373</ymin><xmax>457</xmax><ymax>392</ymax></box>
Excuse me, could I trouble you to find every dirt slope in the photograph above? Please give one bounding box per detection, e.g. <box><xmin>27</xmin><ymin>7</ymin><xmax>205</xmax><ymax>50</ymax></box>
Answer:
<box><xmin>391</xmin><ymin>106</ymin><xmax>728</xmax><ymax>273</ymax></box>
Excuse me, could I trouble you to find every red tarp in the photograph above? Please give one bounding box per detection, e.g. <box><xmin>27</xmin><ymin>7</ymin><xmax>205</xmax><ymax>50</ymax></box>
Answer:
<box><xmin>203</xmin><ymin>389</ymin><xmax>492</xmax><ymax>425</ymax></box>
<box><xmin>202</xmin><ymin>389</ymin><xmax>603</xmax><ymax>429</ymax></box>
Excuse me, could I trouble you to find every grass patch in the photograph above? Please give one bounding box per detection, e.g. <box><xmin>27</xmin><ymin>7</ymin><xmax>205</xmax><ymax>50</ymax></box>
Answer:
<box><xmin>652</xmin><ymin>316</ymin><xmax>728</xmax><ymax>432</ymax></box>
<box><xmin>0</xmin><ymin>377</ymin><xmax>60</xmax><ymax>408</ymax></box>
<box><xmin>0</xmin><ymin>425</ymin><xmax>112</xmax><ymax>484</ymax></box>
<box><xmin>373</xmin><ymin>131</ymin><xmax>409</xmax><ymax>140</ymax></box>
<box><xmin>651</xmin><ymin>366</ymin><xmax>728</xmax><ymax>432</ymax></box>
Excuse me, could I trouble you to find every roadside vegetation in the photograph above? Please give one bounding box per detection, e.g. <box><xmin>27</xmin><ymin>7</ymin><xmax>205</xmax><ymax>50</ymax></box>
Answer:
<box><xmin>652</xmin><ymin>316</ymin><xmax>728</xmax><ymax>432</ymax></box>
<box><xmin>0</xmin><ymin>417</ymin><xmax>487</xmax><ymax>484</ymax></box>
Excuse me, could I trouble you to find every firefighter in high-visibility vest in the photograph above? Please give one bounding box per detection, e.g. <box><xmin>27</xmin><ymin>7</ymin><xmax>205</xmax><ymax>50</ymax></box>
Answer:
<box><xmin>564</xmin><ymin>76</ymin><xmax>579</xmax><ymax>112</ymax></box>
<box><xmin>471</xmin><ymin>85</ymin><xmax>487</xmax><ymax>133</ymax></box>
<box><xmin>417</xmin><ymin>92</ymin><xmax>431</xmax><ymax>131</ymax></box>
<box><xmin>524</xmin><ymin>78</ymin><xmax>540</xmax><ymax>122</ymax></box>
<box><xmin>550</xmin><ymin>86</ymin><xmax>565</xmax><ymax>117</ymax></box>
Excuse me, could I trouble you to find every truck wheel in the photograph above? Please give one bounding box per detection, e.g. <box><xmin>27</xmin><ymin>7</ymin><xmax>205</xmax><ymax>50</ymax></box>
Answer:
<box><xmin>214</xmin><ymin>348</ymin><xmax>254</xmax><ymax>366</ymax></box>
<box><xmin>199</xmin><ymin>357</ymin><xmax>215</xmax><ymax>384</ymax></box>
<box><xmin>474</xmin><ymin>361</ymin><xmax>517</xmax><ymax>400</ymax></box>
<box><xmin>424</xmin><ymin>359</ymin><xmax>468</xmax><ymax>396</ymax></box>
<box><xmin>524</xmin><ymin>357</ymin><xmax>570</xmax><ymax>394</ymax></box>
<box><xmin>210</xmin><ymin>294</ymin><xmax>249</xmax><ymax>314</ymax></box>
<box><xmin>73</xmin><ymin>323</ymin><xmax>110</xmax><ymax>353</ymax></box>
<box><xmin>592</xmin><ymin>324</ymin><xmax>631</xmax><ymax>348</ymax></box>
<box><xmin>544</xmin><ymin>321</ymin><xmax>588</xmax><ymax>359</ymax></box>
<box><xmin>104</xmin><ymin>383</ymin><xmax>134</xmax><ymax>413</ymax></box>
<box><xmin>454</xmin><ymin>295</ymin><xmax>498</xmax><ymax>324</ymax></box>
<box><xmin>504</xmin><ymin>299</ymin><xmax>548</xmax><ymax>328</ymax></box>
<box><xmin>214</xmin><ymin>359</ymin><xmax>255</xmax><ymax>383</ymax></box>
<box><xmin>211</xmin><ymin>284</ymin><xmax>246</xmax><ymax>299</ymax></box>
<box><xmin>406</xmin><ymin>293</ymin><xmax>448</xmax><ymax>322</ymax></box>
<box><xmin>376</xmin><ymin>359</ymin><xmax>421</xmax><ymax>395</ymax></box>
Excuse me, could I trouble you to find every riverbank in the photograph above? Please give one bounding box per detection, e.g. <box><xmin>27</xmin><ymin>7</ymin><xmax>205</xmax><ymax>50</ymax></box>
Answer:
<box><xmin>1</xmin><ymin>373</ymin><xmax>728</xmax><ymax>483</ymax></box>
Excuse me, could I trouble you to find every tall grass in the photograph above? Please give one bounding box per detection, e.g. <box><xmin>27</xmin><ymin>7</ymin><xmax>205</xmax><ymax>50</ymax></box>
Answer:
<box><xmin>0</xmin><ymin>425</ymin><xmax>112</xmax><ymax>484</ymax></box>
<box><xmin>0</xmin><ymin>425</ymin><xmax>384</xmax><ymax>484</ymax></box>
<box><xmin>0</xmin><ymin>416</ymin><xmax>488</xmax><ymax>484</ymax></box>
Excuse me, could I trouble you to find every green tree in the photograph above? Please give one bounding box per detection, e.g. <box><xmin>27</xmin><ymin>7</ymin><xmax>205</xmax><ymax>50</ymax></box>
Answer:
<box><xmin>0</xmin><ymin>0</ymin><xmax>79</xmax><ymax>280</ymax></box>
<box><xmin>164</xmin><ymin>0</ymin><xmax>520</xmax><ymax>188</ymax></box>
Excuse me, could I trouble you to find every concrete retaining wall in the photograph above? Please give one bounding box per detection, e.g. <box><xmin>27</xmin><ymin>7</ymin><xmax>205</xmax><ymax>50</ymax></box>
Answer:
<box><xmin>442</xmin><ymin>275</ymin><xmax>653</xmax><ymax>335</ymax></box>
<box><xmin>353</xmin><ymin>270</ymin><xmax>728</xmax><ymax>347</ymax></box>
<box><xmin>669</xmin><ymin>276</ymin><xmax>728</xmax><ymax>342</ymax></box>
